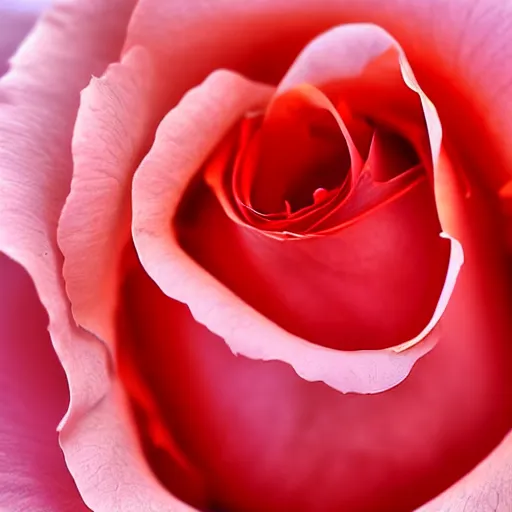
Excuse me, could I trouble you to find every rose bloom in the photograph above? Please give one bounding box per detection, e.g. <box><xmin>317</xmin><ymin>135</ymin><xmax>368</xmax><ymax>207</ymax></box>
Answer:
<box><xmin>1</xmin><ymin>0</ymin><xmax>512</xmax><ymax>511</ymax></box>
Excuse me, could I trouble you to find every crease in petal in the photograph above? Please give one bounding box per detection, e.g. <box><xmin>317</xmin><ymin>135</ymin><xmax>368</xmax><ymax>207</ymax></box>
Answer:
<box><xmin>498</xmin><ymin>180</ymin><xmax>512</xmax><ymax>250</ymax></box>
<box><xmin>365</xmin><ymin>126</ymin><xmax>420</xmax><ymax>182</ymax></box>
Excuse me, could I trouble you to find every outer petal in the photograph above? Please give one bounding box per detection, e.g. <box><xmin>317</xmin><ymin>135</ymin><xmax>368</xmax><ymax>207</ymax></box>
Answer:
<box><xmin>0</xmin><ymin>1</ymin><xmax>190</xmax><ymax>511</ymax></box>
<box><xmin>0</xmin><ymin>4</ymin><xmax>86</xmax><ymax>511</ymax></box>
<box><xmin>126</xmin><ymin>0</ymin><xmax>512</xmax><ymax>188</ymax></box>
<box><xmin>58</xmin><ymin>45</ymin><xmax>159</xmax><ymax>352</ymax></box>
<box><xmin>57</xmin><ymin>43</ymin><xmax>205</xmax><ymax>510</ymax></box>
<box><xmin>0</xmin><ymin>246</ymin><xmax>88</xmax><ymax>512</ymax></box>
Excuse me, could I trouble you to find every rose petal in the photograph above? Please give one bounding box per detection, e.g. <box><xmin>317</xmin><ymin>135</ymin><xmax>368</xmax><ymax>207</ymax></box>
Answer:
<box><xmin>0</xmin><ymin>253</ymin><xmax>88</xmax><ymax>512</ymax></box>
<box><xmin>273</xmin><ymin>24</ymin><xmax>470</xmax><ymax>356</ymax></box>
<box><xmin>58</xmin><ymin>41</ymin><xmax>206</xmax><ymax>494</ymax></box>
<box><xmin>178</xmin><ymin>169</ymin><xmax>450</xmax><ymax>351</ymax></box>
<box><xmin>126</xmin><ymin>0</ymin><xmax>512</xmax><ymax>189</ymax></box>
<box><xmin>121</xmin><ymin>230</ymin><xmax>511</xmax><ymax>511</ymax></box>
<box><xmin>244</xmin><ymin>86</ymin><xmax>354</xmax><ymax>214</ymax></box>
<box><xmin>58</xmin><ymin>45</ymin><xmax>159</xmax><ymax>352</ymax></box>
<box><xmin>0</xmin><ymin>1</ymin><xmax>191</xmax><ymax>511</ymax></box>
<box><xmin>365</xmin><ymin>127</ymin><xmax>420</xmax><ymax>182</ymax></box>
<box><xmin>277</xmin><ymin>23</ymin><xmax>434</xmax><ymax>183</ymax></box>
<box><xmin>131</xmin><ymin>63</ymin><xmax>457</xmax><ymax>394</ymax></box>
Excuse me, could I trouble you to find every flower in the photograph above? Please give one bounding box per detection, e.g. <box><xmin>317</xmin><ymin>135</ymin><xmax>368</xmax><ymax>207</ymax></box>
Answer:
<box><xmin>1</xmin><ymin>1</ymin><xmax>512</xmax><ymax>511</ymax></box>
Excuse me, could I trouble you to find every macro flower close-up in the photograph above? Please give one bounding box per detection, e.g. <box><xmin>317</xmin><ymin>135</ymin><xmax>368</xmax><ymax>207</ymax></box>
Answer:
<box><xmin>1</xmin><ymin>0</ymin><xmax>512</xmax><ymax>511</ymax></box>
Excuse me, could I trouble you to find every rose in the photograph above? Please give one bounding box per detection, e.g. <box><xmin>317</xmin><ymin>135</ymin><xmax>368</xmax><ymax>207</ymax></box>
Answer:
<box><xmin>1</xmin><ymin>1</ymin><xmax>505</xmax><ymax>508</ymax></box>
<box><xmin>0</xmin><ymin>1</ymin><xmax>510</xmax><ymax>512</ymax></box>
<box><xmin>2</xmin><ymin>1</ymin><xmax>512</xmax><ymax>511</ymax></box>
<box><xmin>1</xmin><ymin>0</ymin><xmax>512</xmax><ymax>511</ymax></box>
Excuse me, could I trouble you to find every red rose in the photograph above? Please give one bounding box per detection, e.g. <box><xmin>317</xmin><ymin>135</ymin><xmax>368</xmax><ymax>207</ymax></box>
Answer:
<box><xmin>1</xmin><ymin>1</ymin><xmax>511</xmax><ymax>511</ymax></box>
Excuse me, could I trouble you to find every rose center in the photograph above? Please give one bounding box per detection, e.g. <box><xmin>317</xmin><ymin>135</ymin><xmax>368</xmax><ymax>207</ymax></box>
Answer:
<box><xmin>249</xmin><ymin>103</ymin><xmax>351</xmax><ymax>214</ymax></box>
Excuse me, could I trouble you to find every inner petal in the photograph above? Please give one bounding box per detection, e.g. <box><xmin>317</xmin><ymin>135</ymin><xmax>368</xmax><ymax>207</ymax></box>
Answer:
<box><xmin>176</xmin><ymin>172</ymin><xmax>450</xmax><ymax>351</ymax></box>
<box><xmin>366</xmin><ymin>126</ymin><xmax>420</xmax><ymax>182</ymax></box>
<box><xmin>174</xmin><ymin>76</ymin><xmax>451</xmax><ymax>352</ymax></box>
<box><xmin>248</xmin><ymin>86</ymin><xmax>353</xmax><ymax>214</ymax></box>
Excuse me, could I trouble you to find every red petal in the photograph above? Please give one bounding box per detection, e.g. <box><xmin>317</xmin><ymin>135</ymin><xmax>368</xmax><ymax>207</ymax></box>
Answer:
<box><xmin>365</xmin><ymin>126</ymin><xmax>420</xmax><ymax>182</ymax></box>
<box><xmin>121</xmin><ymin>224</ymin><xmax>512</xmax><ymax>511</ymax></box>
<box><xmin>177</xmin><ymin>170</ymin><xmax>449</xmax><ymax>350</ymax></box>
<box><xmin>246</xmin><ymin>85</ymin><xmax>367</xmax><ymax>214</ymax></box>
<box><xmin>132</xmin><ymin>67</ymin><xmax>441</xmax><ymax>394</ymax></box>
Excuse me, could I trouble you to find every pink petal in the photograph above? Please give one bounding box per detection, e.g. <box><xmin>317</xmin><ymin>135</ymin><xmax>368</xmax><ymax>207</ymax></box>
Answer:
<box><xmin>0</xmin><ymin>1</ymin><xmax>190</xmax><ymax>511</ymax></box>
<box><xmin>276</xmin><ymin>25</ymin><xmax>431</xmax><ymax>170</ymax></box>
<box><xmin>58</xmin><ymin>45</ymin><xmax>206</xmax><ymax>510</ymax></box>
<box><xmin>0</xmin><ymin>253</ymin><xmax>88</xmax><ymax>511</ymax></box>
<box><xmin>59</xmin><ymin>373</ymin><xmax>199</xmax><ymax>512</ymax></box>
<box><xmin>0</xmin><ymin>4</ymin><xmax>84</xmax><ymax>511</ymax></box>
<box><xmin>125</xmin><ymin>0</ymin><xmax>512</xmax><ymax>189</ymax></box>
<box><xmin>120</xmin><ymin>233</ymin><xmax>511</xmax><ymax>511</ymax></box>
<box><xmin>58</xmin><ymin>45</ymin><xmax>159</xmax><ymax>351</ymax></box>
<box><xmin>277</xmin><ymin>24</ymin><xmax>468</xmax><ymax>356</ymax></box>
<box><xmin>131</xmin><ymin>61</ymin><xmax>455</xmax><ymax>394</ymax></box>
<box><xmin>177</xmin><ymin>169</ymin><xmax>450</xmax><ymax>352</ymax></box>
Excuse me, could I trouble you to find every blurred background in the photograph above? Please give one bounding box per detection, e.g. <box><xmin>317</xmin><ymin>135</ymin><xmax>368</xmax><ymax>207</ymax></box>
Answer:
<box><xmin>0</xmin><ymin>0</ymin><xmax>51</xmax><ymax>75</ymax></box>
